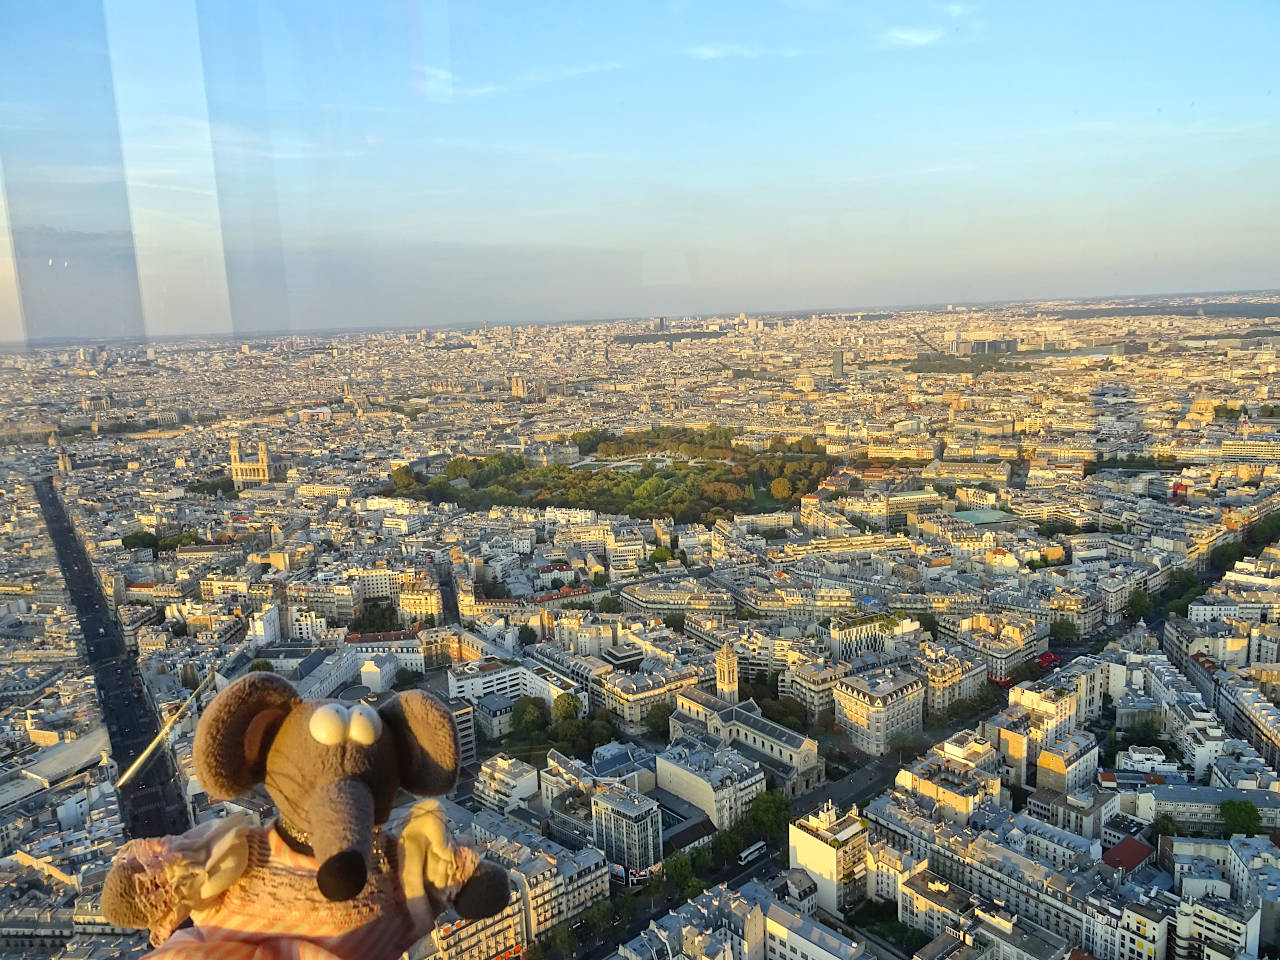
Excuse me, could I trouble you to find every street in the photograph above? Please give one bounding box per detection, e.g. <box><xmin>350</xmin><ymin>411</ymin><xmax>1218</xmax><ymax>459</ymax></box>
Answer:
<box><xmin>793</xmin><ymin>753</ymin><xmax>900</xmax><ymax>816</ymax></box>
<box><xmin>34</xmin><ymin>477</ymin><xmax>190</xmax><ymax>839</ymax></box>
<box><xmin>439</xmin><ymin>571</ymin><xmax>461</xmax><ymax>626</ymax></box>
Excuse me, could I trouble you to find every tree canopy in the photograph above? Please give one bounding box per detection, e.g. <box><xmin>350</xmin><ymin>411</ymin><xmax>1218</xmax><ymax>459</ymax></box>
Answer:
<box><xmin>1127</xmin><ymin>587</ymin><xmax>1153</xmax><ymax>621</ymax></box>
<box><xmin>375</xmin><ymin>430</ymin><xmax>830</xmax><ymax>527</ymax></box>
<box><xmin>512</xmin><ymin>696</ymin><xmax>549</xmax><ymax>733</ymax></box>
<box><xmin>349</xmin><ymin>602</ymin><xmax>399</xmax><ymax>634</ymax></box>
<box><xmin>1150</xmin><ymin>813</ymin><xmax>1180</xmax><ymax>843</ymax></box>
<box><xmin>1221</xmin><ymin>798</ymin><xmax>1263</xmax><ymax>837</ymax></box>
<box><xmin>645</xmin><ymin>702</ymin><xmax>674</xmax><ymax>738</ymax></box>
<box><xmin>1049</xmin><ymin>620</ymin><xmax>1079</xmax><ymax>642</ymax></box>
<box><xmin>551</xmin><ymin>693</ymin><xmax>582</xmax><ymax>724</ymax></box>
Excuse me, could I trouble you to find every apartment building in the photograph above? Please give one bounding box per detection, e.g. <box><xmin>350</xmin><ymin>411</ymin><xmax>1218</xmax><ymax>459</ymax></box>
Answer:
<box><xmin>285</xmin><ymin>575</ymin><xmax>365</xmax><ymax>623</ymax></box>
<box><xmin>471</xmin><ymin>809</ymin><xmax>609</xmax><ymax>943</ymax></box>
<box><xmin>894</xmin><ymin>731</ymin><xmax>1003</xmax><ymax>824</ymax></box>
<box><xmin>1036</xmin><ymin>732</ymin><xmax>1099</xmax><ymax>795</ymax></box>
<box><xmin>448</xmin><ymin>697</ymin><xmax>477</xmax><ymax>765</ymax></box>
<box><xmin>432</xmin><ymin>808</ymin><xmax>609</xmax><ymax>960</ymax></box>
<box><xmin>617</xmin><ymin>881</ymin><xmax>865</xmax><ymax>960</ymax></box>
<box><xmin>943</xmin><ymin>611</ymin><xmax>1048</xmax><ymax>681</ymax></box>
<box><xmin>448</xmin><ymin>657</ymin><xmax>525</xmax><ymax>701</ymax></box>
<box><xmin>1172</xmin><ymin>897</ymin><xmax>1260</xmax><ymax>960</ymax></box>
<box><xmin>789</xmin><ymin>799</ymin><xmax>868</xmax><ymax>914</ymax></box>
<box><xmin>833</xmin><ymin>668</ymin><xmax>924</xmax><ymax>757</ymax></box>
<box><xmin>397</xmin><ymin>577</ymin><xmax>443</xmax><ymax>625</ymax></box>
<box><xmin>864</xmin><ymin>839</ymin><xmax>928</xmax><ymax>906</ymax></box>
<box><xmin>913</xmin><ymin>641</ymin><xmax>987</xmax><ymax>717</ymax></box>
<box><xmin>599</xmin><ymin>663</ymin><xmax>702</xmax><ymax>736</ymax></box>
<box><xmin>475</xmin><ymin>754</ymin><xmax>538</xmax><ymax>813</ymax></box>
<box><xmin>778</xmin><ymin>658</ymin><xmax>851</xmax><ymax>722</ymax></box>
<box><xmin>1008</xmin><ymin>680</ymin><xmax>1079</xmax><ymax>764</ymax></box>
<box><xmin>656</xmin><ymin>738</ymin><xmax>765</xmax><ymax>829</ymax></box>
<box><xmin>619</xmin><ymin>579</ymin><xmax>734</xmax><ymax>616</ymax></box>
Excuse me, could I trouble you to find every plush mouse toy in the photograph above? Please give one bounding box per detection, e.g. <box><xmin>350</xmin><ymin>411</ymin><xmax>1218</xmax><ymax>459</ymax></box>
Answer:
<box><xmin>102</xmin><ymin>672</ymin><xmax>510</xmax><ymax>960</ymax></box>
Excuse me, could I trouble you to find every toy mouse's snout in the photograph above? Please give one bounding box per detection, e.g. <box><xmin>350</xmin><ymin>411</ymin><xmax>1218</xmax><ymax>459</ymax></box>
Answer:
<box><xmin>310</xmin><ymin>777</ymin><xmax>376</xmax><ymax>901</ymax></box>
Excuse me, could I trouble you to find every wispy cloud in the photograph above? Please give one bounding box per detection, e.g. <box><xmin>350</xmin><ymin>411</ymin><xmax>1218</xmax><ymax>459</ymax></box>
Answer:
<box><xmin>414</xmin><ymin>62</ymin><xmax>624</xmax><ymax>102</ymax></box>
<box><xmin>883</xmin><ymin>28</ymin><xmax>943</xmax><ymax>48</ymax></box>
<box><xmin>414</xmin><ymin>67</ymin><xmax>505</xmax><ymax>102</ymax></box>
<box><xmin>684</xmin><ymin>43</ymin><xmax>798</xmax><ymax>60</ymax></box>
<box><xmin>206</xmin><ymin>123</ymin><xmax>366</xmax><ymax>161</ymax></box>
<box><xmin>546</xmin><ymin>62</ymin><xmax>623</xmax><ymax>80</ymax></box>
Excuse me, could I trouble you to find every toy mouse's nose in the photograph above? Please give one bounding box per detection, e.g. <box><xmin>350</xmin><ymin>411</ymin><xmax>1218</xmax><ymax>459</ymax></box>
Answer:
<box><xmin>318</xmin><ymin>849</ymin><xmax>367</xmax><ymax>901</ymax></box>
<box><xmin>307</xmin><ymin>778</ymin><xmax>375</xmax><ymax>901</ymax></box>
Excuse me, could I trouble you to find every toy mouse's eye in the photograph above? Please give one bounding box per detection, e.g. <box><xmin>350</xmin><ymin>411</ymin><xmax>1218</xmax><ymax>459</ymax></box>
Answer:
<box><xmin>347</xmin><ymin>704</ymin><xmax>383</xmax><ymax>745</ymax></box>
<box><xmin>309</xmin><ymin>703</ymin><xmax>349</xmax><ymax>745</ymax></box>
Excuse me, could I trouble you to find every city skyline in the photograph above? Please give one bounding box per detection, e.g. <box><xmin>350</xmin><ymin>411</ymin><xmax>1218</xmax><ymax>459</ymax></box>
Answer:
<box><xmin>3</xmin><ymin>285</ymin><xmax>1280</xmax><ymax>349</ymax></box>
<box><xmin>1</xmin><ymin>1</ymin><xmax>1277</xmax><ymax>342</ymax></box>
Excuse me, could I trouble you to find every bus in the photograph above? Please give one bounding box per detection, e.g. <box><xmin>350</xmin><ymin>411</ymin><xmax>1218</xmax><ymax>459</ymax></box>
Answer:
<box><xmin>738</xmin><ymin>841</ymin><xmax>767</xmax><ymax>866</ymax></box>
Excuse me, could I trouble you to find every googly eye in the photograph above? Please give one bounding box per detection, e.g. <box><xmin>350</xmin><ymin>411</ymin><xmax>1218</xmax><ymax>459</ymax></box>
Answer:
<box><xmin>309</xmin><ymin>703</ymin><xmax>349</xmax><ymax>745</ymax></box>
<box><xmin>348</xmin><ymin>703</ymin><xmax>383</xmax><ymax>746</ymax></box>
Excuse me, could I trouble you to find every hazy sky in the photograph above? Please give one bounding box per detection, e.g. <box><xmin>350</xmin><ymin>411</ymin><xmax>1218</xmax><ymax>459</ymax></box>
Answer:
<box><xmin>1</xmin><ymin>1</ymin><xmax>1277</xmax><ymax>341</ymax></box>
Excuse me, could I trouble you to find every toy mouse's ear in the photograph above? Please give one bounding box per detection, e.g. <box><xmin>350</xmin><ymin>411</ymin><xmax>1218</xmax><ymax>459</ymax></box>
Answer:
<box><xmin>195</xmin><ymin>672</ymin><xmax>300</xmax><ymax>799</ymax></box>
<box><xmin>378</xmin><ymin>690</ymin><xmax>459</xmax><ymax>796</ymax></box>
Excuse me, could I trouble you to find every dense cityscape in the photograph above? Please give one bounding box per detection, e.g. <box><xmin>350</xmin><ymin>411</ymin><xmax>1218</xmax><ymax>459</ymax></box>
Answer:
<box><xmin>2</xmin><ymin>294</ymin><xmax>1280</xmax><ymax>959</ymax></box>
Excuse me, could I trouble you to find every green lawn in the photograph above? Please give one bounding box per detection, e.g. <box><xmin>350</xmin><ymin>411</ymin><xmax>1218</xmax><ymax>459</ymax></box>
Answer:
<box><xmin>752</xmin><ymin>488</ymin><xmax>781</xmax><ymax>511</ymax></box>
<box><xmin>848</xmin><ymin>902</ymin><xmax>931</xmax><ymax>955</ymax></box>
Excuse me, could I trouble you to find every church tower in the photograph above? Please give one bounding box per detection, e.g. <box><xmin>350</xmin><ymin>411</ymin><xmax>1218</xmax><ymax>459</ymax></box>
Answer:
<box><xmin>716</xmin><ymin>641</ymin><xmax>739</xmax><ymax>705</ymax></box>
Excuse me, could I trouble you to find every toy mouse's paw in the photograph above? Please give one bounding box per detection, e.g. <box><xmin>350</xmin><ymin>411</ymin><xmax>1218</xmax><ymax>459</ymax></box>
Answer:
<box><xmin>454</xmin><ymin>860</ymin><xmax>511</xmax><ymax>920</ymax></box>
<box><xmin>101</xmin><ymin>817</ymin><xmax>251</xmax><ymax>947</ymax></box>
<box><xmin>102</xmin><ymin>857</ymin><xmax>157</xmax><ymax>931</ymax></box>
<box><xmin>103</xmin><ymin>839</ymin><xmax>196</xmax><ymax>946</ymax></box>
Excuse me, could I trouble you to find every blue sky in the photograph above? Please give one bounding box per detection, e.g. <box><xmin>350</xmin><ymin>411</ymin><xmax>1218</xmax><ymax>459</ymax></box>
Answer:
<box><xmin>1</xmin><ymin>1</ymin><xmax>1277</xmax><ymax>340</ymax></box>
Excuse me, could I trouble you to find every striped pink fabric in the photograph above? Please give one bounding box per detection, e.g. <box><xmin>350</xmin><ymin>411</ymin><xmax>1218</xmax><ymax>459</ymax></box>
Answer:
<box><xmin>146</xmin><ymin>826</ymin><xmax>423</xmax><ymax>960</ymax></box>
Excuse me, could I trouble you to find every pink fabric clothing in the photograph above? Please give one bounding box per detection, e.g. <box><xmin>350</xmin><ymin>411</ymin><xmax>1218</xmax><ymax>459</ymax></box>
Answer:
<box><xmin>131</xmin><ymin>825</ymin><xmax>426</xmax><ymax>960</ymax></box>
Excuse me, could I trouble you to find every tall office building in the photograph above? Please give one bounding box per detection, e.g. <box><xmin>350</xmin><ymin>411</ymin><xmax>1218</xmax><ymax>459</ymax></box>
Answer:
<box><xmin>789</xmin><ymin>799</ymin><xmax>868</xmax><ymax>913</ymax></box>
<box><xmin>446</xmin><ymin>697</ymin><xmax>477</xmax><ymax>765</ymax></box>
<box><xmin>591</xmin><ymin>784</ymin><xmax>662</xmax><ymax>882</ymax></box>
<box><xmin>831</xmin><ymin>350</ymin><xmax>844</xmax><ymax>379</ymax></box>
